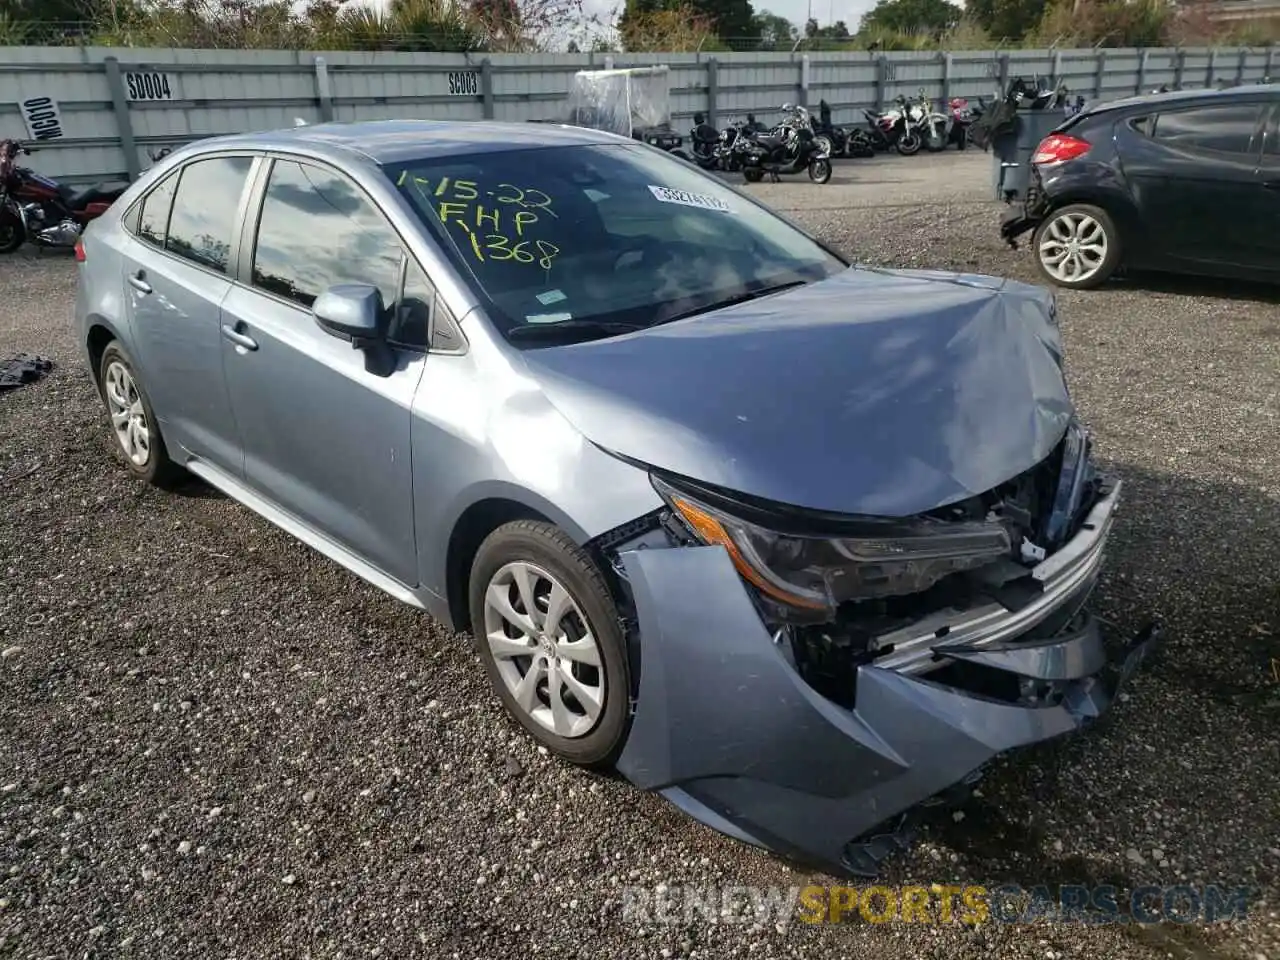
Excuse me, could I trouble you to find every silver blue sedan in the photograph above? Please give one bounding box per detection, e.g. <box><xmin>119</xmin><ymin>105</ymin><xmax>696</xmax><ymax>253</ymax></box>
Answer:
<box><xmin>74</xmin><ymin>119</ymin><xmax>1157</xmax><ymax>876</ymax></box>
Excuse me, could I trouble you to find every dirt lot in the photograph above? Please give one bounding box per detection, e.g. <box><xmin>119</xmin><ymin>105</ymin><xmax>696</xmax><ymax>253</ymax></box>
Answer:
<box><xmin>2</xmin><ymin>150</ymin><xmax>1279</xmax><ymax>960</ymax></box>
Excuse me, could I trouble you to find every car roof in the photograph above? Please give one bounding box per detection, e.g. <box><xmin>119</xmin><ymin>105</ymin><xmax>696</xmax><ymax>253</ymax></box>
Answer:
<box><xmin>1084</xmin><ymin>83</ymin><xmax>1277</xmax><ymax>117</ymax></box>
<box><xmin>183</xmin><ymin>119</ymin><xmax>624</xmax><ymax>166</ymax></box>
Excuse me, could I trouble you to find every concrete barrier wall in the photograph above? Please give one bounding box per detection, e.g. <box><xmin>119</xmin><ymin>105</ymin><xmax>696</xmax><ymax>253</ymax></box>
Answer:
<box><xmin>1</xmin><ymin>44</ymin><xmax>1274</xmax><ymax>183</ymax></box>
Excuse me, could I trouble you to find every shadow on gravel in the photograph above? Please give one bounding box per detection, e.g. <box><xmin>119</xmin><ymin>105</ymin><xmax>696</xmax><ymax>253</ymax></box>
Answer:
<box><xmin>1107</xmin><ymin>271</ymin><xmax>1280</xmax><ymax>306</ymax></box>
<box><xmin>170</xmin><ymin>473</ymin><xmax>226</xmax><ymax>501</ymax></box>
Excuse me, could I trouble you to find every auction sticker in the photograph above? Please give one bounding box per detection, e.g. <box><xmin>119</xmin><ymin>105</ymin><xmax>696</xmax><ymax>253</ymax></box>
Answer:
<box><xmin>648</xmin><ymin>185</ymin><xmax>734</xmax><ymax>213</ymax></box>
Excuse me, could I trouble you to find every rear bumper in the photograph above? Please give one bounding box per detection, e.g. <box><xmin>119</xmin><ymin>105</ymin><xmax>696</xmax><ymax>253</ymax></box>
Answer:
<box><xmin>615</xmin><ymin>481</ymin><xmax>1158</xmax><ymax>877</ymax></box>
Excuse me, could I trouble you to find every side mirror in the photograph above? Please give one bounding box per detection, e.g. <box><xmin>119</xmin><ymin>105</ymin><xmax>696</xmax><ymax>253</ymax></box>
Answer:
<box><xmin>313</xmin><ymin>283</ymin><xmax>384</xmax><ymax>346</ymax></box>
<box><xmin>314</xmin><ymin>283</ymin><xmax>398</xmax><ymax>377</ymax></box>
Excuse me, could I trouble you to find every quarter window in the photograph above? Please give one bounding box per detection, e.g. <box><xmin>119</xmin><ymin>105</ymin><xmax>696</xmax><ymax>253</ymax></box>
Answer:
<box><xmin>1150</xmin><ymin>104</ymin><xmax>1262</xmax><ymax>155</ymax></box>
<box><xmin>136</xmin><ymin>171</ymin><xmax>178</xmax><ymax>248</ymax></box>
<box><xmin>165</xmin><ymin>156</ymin><xmax>253</xmax><ymax>273</ymax></box>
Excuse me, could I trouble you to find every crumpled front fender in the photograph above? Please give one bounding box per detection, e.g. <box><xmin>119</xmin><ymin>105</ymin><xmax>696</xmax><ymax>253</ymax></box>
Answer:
<box><xmin>615</xmin><ymin>544</ymin><xmax>1158</xmax><ymax>876</ymax></box>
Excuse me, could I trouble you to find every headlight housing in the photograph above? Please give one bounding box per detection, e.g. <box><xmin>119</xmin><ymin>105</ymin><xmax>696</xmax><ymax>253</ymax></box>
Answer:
<box><xmin>653</xmin><ymin>476</ymin><xmax>1012</xmax><ymax>614</ymax></box>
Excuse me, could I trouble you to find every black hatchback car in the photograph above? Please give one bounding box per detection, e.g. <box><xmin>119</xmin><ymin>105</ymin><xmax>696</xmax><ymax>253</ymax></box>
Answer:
<box><xmin>1001</xmin><ymin>84</ymin><xmax>1279</xmax><ymax>289</ymax></box>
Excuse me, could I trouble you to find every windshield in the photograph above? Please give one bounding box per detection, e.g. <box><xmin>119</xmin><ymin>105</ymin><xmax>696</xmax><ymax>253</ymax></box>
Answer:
<box><xmin>385</xmin><ymin>143</ymin><xmax>845</xmax><ymax>340</ymax></box>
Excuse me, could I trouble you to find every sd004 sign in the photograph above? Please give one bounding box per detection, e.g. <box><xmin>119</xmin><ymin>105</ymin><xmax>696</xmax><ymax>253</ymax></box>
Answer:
<box><xmin>125</xmin><ymin>71</ymin><xmax>176</xmax><ymax>101</ymax></box>
<box><xmin>447</xmin><ymin>71</ymin><xmax>480</xmax><ymax>96</ymax></box>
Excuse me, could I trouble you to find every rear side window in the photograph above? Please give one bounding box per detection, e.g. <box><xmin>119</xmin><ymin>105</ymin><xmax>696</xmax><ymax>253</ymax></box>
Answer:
<box><xmin>165</xmin><ymin>156</ymin><xmax>253</xmax><ymax>273</ymax></box>
<box><xmin>136</xmin><ymin>172</ymin><xmax>178</xmax><ymax>247</ymax></box>
<box><xmin>1149</xmin><ymin>104</ymin><xmax>1262</xmax><ymax>155</ymax></box>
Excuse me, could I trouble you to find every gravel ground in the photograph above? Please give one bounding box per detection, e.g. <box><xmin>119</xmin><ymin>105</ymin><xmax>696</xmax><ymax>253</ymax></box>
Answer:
<box><xmin>2</xmin><ymin>151</ymin><xmax>1279</xmax><ymax>960</ymax></box>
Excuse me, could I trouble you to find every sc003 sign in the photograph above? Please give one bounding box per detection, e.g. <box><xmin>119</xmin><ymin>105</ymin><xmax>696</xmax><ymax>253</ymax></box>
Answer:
<box><xmin>447</xmin><ymin>71</ymin><xmax>480</xmax><ymax>96</ymax></box>
<box><xmin>19</xmin><ymin>96</ymin><xmax>64</xmax><ymax>141</ymax></box>
<box><xmin>125</xmin><ymin>71</ymin><xmax>176</xmax><ymax>101</ymax></box>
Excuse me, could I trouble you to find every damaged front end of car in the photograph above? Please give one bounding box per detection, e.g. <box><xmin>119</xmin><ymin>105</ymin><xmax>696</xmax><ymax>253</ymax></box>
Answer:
<box><xmin>592</xmin><ymin>420</ymin><xmax>1159</xmax><ymax>879</ymax></box>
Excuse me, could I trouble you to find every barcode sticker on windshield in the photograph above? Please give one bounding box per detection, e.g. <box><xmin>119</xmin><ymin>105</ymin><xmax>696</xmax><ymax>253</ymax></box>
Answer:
<box><xmin>648</xmin><ymin>185</ymin><xmax>734</xmax><ymax>213</ymax></box>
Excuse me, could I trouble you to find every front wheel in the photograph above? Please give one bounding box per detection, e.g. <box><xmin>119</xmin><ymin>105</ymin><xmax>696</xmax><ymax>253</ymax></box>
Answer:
<box><xmin>807</xmin><ymin>157</ymin><xmax>832</xmax><ymax>184</ymax></box>
<box><xmin>469</xmin><ymin>521</ymin><xmax>631</xmax><ymax>767</ymax></box>
<box><xmin>743</xmin><ymin>167</ymin><xmax>764</xmax><ymax>183</ymax></box>
<box><xmin>896</xmin><ymin>132</ymin><xmax>922</xmax><ymax>156</ymax></box>
<box><xmin>1031</xmin><ymin>203</ymin><xmax>1122</xmax><ymax>290</ymax></box>
<box><xmin>812</xmin><ymin>134</ymin><xmax>833</xmax><ymax>158</ymax></box>
<box><xmin>0</xmin><ymin>209</ymin><xmax>24</xmax><ymax>255</ymax></box>
<box><xmin>924</xmin><ymin>126</ymin><xmax>947</xmax><ymax>152</ymax></box>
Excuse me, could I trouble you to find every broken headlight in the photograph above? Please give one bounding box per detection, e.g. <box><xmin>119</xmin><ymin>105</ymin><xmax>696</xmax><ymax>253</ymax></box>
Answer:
<box><xmin>652</xmin><ymin>476</ymin><xmax>1012</xmax><ymax>614</ymax></box>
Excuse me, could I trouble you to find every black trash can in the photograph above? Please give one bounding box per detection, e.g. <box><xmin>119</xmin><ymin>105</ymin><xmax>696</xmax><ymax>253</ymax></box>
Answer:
<box><xmin>992</xmin><ymin>109</ymin><xmax>1068</xmax><ymax>203</ymax></box>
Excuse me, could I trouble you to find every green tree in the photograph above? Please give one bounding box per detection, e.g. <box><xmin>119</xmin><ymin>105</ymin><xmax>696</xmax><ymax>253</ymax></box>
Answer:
<box><xmin>965</xmin><ymin>0</ymin><xmax>1046</xmax><ymax>40</ymax></box>
<box><xmin>859</xmin><ymin>0</ymin><xmax>961</xmax><ymax>34</ymax></box>
<box><xmin>752</xmin><ymin>8</ymin><xmax>795</xmax><ymax>46</ymax></box>
<box><xmin>620</xmin><ymin>0</ymin><xmax>758</xmax><ymax>45</ymax></box>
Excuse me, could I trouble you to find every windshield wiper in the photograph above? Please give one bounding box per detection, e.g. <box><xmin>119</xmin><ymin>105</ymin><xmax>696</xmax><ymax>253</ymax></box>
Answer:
<box><xmin>506</xmin><ymin>319</ymin><xmax>647</xmax><ymax>344</ymax></box>
<box><xmin>654</xmin><ymin>280</ymin><xmax>811</xmax><ymax>327</ymax></box>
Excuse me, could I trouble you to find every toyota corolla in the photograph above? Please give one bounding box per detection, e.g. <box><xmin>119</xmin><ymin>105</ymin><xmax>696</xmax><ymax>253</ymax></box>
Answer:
<box><xmin>74</xmin><ymin>119</ymin><xmax>1158</xmax><ymax>877</ymax></box>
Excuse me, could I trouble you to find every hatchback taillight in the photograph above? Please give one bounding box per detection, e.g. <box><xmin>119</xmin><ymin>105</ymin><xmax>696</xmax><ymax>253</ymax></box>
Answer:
<box><xmin>1032</xmin><ymin>133</ymin><xmax>1091</xmax><ymax>165</ymax></box>
<box><xmin>74</xmin><ymin>239</ymin><xmax>86</xmax><ymax>262</ymax></box>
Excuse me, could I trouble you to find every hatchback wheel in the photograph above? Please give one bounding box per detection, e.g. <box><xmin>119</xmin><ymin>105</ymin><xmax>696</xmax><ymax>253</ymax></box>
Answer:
<box><xmin>1033</xmin><ymin>204</ymin><xmax>1121</xmax><ymax>290</ymax></box>
<box><xmin>98</xmin><ymin>341</ymin><xmax>182</xmax><ymax>487</ymax></box>
<box><xmin>469</xmin><ymin>520</ymin><xmax>630</xmax><ymax>766</ymax></box>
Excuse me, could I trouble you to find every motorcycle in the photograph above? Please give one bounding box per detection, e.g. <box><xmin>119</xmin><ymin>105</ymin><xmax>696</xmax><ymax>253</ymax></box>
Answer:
<box><xmin>687</xmin><ymin>116</ymin><xmax>725</xmax><ymax>171</ymax></box>
<box><xmin>0</xmin><ymin>140</ymin><xmax>128</xmax><ymax>254</ymax></box>
<box><xmin>737</xmin><ymin>106</ymin><xmax>832</xmax><ymax>184</ymax></box>
<box><xmin>862</xmin><ymin>96</ymin><xmax>922</xmax><ymax>156</ymax></box>
<box><xmin>946</xmin><ymin>96</ymin><xmax>986</xmax><ymax>149</ymax></box>
<box><xmin>909</xmin><ymin>89</ymin><xmax>954</xmax><ymax>153</ymax></box>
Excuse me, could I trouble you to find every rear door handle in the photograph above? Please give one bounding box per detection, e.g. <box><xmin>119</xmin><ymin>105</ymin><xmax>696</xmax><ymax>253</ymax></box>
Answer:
<box><xmin>127</xmin><ymin>271</ymin><xmax>152</xmax><ymax>294</ymax></box>
<box><xmin>220</xmin><ymin>323</ymin><xmax>258</xmax><ymax>352</ymax></box>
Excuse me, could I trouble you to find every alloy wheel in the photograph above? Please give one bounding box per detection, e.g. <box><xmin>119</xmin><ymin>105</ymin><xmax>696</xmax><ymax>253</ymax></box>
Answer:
<box><xmin>1038</xmin><ymin>211</ymin><xmax>1108</xmax><ymax>283</ymax></box>
<box><xmin>103</xmin><ymin>360</ymin><xmax>151</xmax><ymax>467</ymax></box>
<box><xmin>482</xmin><ymin>561</ymin><xmax>605</xmax><ymax>739</ymax></box>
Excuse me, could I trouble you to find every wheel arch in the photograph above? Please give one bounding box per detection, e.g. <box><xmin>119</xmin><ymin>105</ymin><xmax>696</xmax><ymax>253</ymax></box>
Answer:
<box><xmin>444</xmin><ymin>493</ymin><xmax>574</xmax><ymax>635</ymax></box>
<box><xmin>1041</xmin><ymin>184</ymin><xmax>1144</xmax><ymax>253</ymax></box>
<box><xmin>84</xmin><ymin>318</ymin><xmax>125</xmax><ymax>388</ymax></box>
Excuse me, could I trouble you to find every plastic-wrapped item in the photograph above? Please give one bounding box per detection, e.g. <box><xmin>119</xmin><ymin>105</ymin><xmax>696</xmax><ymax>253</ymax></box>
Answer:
<box><xmin>566</xmin><ymin>66</ymin><xmax>673</xmax><ymax>139</ymax></box>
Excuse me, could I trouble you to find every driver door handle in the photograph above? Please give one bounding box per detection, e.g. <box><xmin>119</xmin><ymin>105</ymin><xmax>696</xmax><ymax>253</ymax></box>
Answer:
<box><xmin>1264</xmin><ymin>180</ymin><xmax>1280</xmax><ymax>191</ymax></box>
<box><xmin>127</xmin><ymin>271</ymin><xmax>152</xmax><ymax>294</ymax></box>
<box><xmin>221</xmin><ymin>323</ymin><xmax>258</xmax><ymax>352</ymax></box>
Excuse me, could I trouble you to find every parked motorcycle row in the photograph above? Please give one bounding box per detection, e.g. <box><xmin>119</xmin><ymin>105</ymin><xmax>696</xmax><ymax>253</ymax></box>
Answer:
<box><xmin>676</xmin><ymin>92</ymin><xmax>988</xmax><ymax>185</ymax></box>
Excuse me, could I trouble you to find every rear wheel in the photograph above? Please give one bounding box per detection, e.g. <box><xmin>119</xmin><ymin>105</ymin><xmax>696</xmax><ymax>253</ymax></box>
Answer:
<box><xmin>1032</xmin><ymin>203</ymin><xmax>1122</xmax><ymax>290</ymax></box>
<box><xmin>97</xmin><ymin>341</ymin><xmax>184</xmax><ymax>487</ymax></box>
<box><xmin>469</xmin><ymin>520</ymin><xmax>631</xmax><ymax>767</ymax></box>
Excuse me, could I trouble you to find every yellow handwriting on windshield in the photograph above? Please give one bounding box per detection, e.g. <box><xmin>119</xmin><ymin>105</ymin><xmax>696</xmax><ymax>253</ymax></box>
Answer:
<box><xmin>406</xmin><ymin>174</ymin><xmax>560</xmax><ymax>269</ymax></box>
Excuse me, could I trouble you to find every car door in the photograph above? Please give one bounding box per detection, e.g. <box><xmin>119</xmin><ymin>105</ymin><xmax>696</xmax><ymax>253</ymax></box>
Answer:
<box><xmin>218</xmin><ymin>156</ymin><xmax>431</xmax><ymax>587</ymax></box>
<box><xmin>119</xmin><ymin>154</ymin><xmax>257</xmax><ymax>470</ymax></box>
<box><xmin>1120</xmin><ymin>101</ymin><xmax>1268</xmax><ymax>271</ymax></box>
<box><xmin>1259</xmin><ymin>102</ymin><xmax>1280</xmax><ymax>274</ymax></box>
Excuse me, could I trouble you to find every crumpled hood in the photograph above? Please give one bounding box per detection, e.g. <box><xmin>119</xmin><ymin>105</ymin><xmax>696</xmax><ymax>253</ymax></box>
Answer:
<box><xmin>519</xmin><ymin>267</ymin><xmax>1073</xmax><ymax>518</ymax></box>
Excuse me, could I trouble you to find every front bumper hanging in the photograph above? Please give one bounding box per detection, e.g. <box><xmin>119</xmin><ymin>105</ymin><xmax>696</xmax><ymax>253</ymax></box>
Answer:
<box><xmin>614</xmin><ymin>481</ymin><xmax>1160</xmax><ymax>878</ymax></box>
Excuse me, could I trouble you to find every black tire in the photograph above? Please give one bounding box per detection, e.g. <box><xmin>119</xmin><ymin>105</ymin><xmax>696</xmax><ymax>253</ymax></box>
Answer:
<box><xmin>957</xmin><ymin>132</ymin><xmax>968</xmax><ymax>151</ymax></box>
<box><xmin>813</xmin><ymin>134</ymin><xmax>833</xmax><ymax>158</ymax></box>
<box><xmin>807</xmin><ymin>157</ymin><xmax>832</xmax><ymax>184</ymax></box>
<box><xmin>896</xmin><ymin>132</ymin><xmax>922</xmax><ymax>156</ymax></box>
<box><xmin>97</xmin><ymin>341</ymin><xmax>184</xmax><ymax>487</ymax></box>
<box><xmin>0</xmin><ymin>210</ymin><xmax>24</xmax><ymax>255</ymax></box>
<box><xmin>1030</xmin><ymin>203</ymin><xmax>1123</xmax><ymax>291</ymax></box>
<box><xmin>469</xmin><ymin>520</ymin><xmax>631</xmax><ymax>768</ymax></box>
<box><xmin>743</xmin><ymin>167</ymin><xmax>764</xmax><ymax>183</ymax></box>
